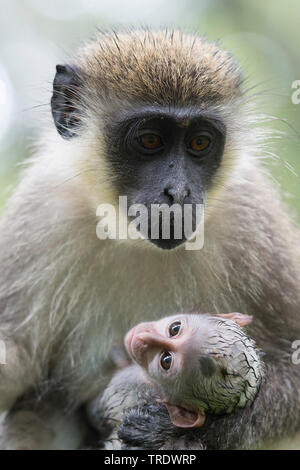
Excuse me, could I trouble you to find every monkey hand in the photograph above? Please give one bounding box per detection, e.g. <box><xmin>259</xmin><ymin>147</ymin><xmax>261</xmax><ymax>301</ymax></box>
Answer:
<box><xmin>118</xmin><ymin>403</ymin><xmax>206</xmax><ymax>450</ymax></box>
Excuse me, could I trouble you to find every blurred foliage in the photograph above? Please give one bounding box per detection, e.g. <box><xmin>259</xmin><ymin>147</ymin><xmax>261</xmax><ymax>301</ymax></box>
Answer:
<box><xmin>0</xmin><ymin>0</ymin><xmax>299</xmax><ymax>217</ymax></box>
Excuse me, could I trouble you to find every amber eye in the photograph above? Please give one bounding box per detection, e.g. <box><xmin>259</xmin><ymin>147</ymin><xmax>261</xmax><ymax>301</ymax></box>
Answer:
<box><xmin>169</xmin><ymin>321</ymin><xmax>181</xmax><ymax>337</ymax></box>
<box><xmin>160</xmin><ymin>352</ymin><xmax>172</xmax><ymax>370</ymax></box>
<box><xmin>189</xmin><ymin>135</ymin><xmax>211</xmax><ymax>154</ymax></box>
<box><xmin>139</xmin><ymin>133</ymin><xmax>163</xmax><ymax>151</ymax></box>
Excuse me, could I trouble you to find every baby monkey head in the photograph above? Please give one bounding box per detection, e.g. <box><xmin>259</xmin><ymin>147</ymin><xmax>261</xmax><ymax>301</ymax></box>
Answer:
<box><xmin>125</xmin><ymin>313</ymin><xmax>262</xmax><ymax>428</ymax></box>
<box><xmin>51</xmin><ymin>30</ymin><xmax>244</xmax><ymax>250</ymax></box>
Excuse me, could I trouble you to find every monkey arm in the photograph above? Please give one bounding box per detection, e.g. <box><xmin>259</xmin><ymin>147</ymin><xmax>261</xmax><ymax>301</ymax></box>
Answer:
<box><xmin>205</xmin><ymin>173</ymin><xmax>300</xmax><ymax>448</ymax></box>
<box><xmin>86</xmin><ymin>364</ymin><xmax>153</xmax><ymax>449</ymax></box>
<box><xmin>201</xmin><ymin>237</ymin><xmax>300</xmax><ymax>448</ymax></box>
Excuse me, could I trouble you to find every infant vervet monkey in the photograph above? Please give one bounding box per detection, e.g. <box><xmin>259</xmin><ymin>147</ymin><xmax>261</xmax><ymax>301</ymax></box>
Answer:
<box><xmin>0</xmin><ymin>312</ymin><xmax>262</xmax><ymax>450</ymax></box>
<box><xmin>88</xmin><ymin>312</ymin><xmax>263</xmax><ymax>450</ymax></box>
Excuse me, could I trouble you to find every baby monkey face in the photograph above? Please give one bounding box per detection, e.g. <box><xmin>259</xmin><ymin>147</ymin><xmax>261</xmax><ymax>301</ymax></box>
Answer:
<box><xmin>124</xmin><ymin>313</ymin><xmax>252</xmax><ymax>382</ymax></box>
<box><xmin>125</xmin><ymin>314</ymin><xmax>190</xmax><ymax>377</ymax></box>
<box><xmin>124</xmin><ymin>312</ymin><xmax>259</xmax><ymax>429</ymax></box>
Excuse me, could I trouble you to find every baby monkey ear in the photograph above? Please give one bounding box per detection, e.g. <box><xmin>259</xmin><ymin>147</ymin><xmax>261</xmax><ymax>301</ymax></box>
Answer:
<box><xmin>51</xmin><ymin>64</ymin><xmax>82</xmax><ymax>139</ymax></box>
<box><xmin>162</xmin><ymin>402</ymin><xmax>205</xmax><ymax>428</ymax></box>
<box><xmin>215</xmin><ymin>312</ymin><xmax>253</xmax><ymax>327</ymax></box>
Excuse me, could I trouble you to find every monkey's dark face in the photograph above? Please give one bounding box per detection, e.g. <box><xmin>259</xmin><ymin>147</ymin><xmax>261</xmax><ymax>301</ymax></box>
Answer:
<box><xmin>106</xmin><ymin>106</ymin><xmax>226</xmax><ymax>249</ymax></box>
<box><xmin>51</xmin><ymin>65</ymin><xmax>227</xmax><ymax>250</ymax></box>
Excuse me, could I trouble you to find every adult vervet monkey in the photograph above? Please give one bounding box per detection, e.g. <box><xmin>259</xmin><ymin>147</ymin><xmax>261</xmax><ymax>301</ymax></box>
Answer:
<box><xmin>0</xmin><ymin>29</ymin><xmax>300</xmax><ymax>450</ymax></box>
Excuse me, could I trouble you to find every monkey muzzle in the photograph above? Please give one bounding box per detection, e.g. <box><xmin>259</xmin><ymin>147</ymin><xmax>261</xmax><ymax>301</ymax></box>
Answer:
<box><xmin>129</xmin><ymin>203</ymin><xmax>200</xmax><ymax>250</ymax></box>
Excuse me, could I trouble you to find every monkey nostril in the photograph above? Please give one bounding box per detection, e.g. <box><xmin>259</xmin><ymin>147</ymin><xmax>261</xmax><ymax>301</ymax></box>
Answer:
<box><xmin>164</xmin><ymin>187</ymin><xmax>173</xmax><ymax>203</ymax></box>
<box><xmin>135</xmin><ymin>334</ymin><xmax>151</xmax><ymax>350</ymax></box>
<box><xmin>164</xmin><ymin>186</ymin><xmax>190</xmax><ymax>205</ymax></box>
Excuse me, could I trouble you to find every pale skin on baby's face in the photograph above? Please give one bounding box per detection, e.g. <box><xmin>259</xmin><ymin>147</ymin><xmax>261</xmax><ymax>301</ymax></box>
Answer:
<box><xmin>124</xmin><ymin>312</ymin><xmax>253</xmax><ymax>428</ymax></box>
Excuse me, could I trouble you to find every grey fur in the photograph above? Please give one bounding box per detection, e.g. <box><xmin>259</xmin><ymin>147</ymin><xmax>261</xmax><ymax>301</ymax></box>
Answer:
<box><xmin>0</xmin><ymin>29</ymin><xmax>299</xmax><ymax>449</ymax></box>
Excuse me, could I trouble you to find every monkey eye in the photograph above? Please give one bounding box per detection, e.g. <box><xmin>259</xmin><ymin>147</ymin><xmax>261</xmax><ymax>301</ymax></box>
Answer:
<box><xmin>136</xmin><ymin>132</ymin><xmax>164</xmax><ymax>153</ymax></box>
<box><xmin>169</xmin><ymin>321</ymin><xmax>181</xmax><ymax>337</ymax></box>
<box><xmin>160</xmin><ymin>352</ymin><xmax>172</xmax><ymax>370</ymax></box>
<box><xmin>187</xmin><ymin>134</ymin><xmax>212</xmax><ymax>156</ymax></box>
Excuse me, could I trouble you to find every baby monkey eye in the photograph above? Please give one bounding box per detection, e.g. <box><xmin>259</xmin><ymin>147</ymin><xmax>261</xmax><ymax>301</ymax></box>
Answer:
<box><xmin>169</xmin><ymin>321</ymin><xmax>181</xmax><ymax>337</ymax></box>
<box><xmin>160</xmin><ymin>352</ymin><xmax>172</xmax><ymax>370</ymax></box>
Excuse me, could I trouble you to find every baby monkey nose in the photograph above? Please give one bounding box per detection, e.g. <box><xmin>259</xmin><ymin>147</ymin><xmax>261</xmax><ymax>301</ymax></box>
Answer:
<box><xmin>136</xmin><ymin>332</ymin><xmax>173</xmax><ymax>352</ymax></box>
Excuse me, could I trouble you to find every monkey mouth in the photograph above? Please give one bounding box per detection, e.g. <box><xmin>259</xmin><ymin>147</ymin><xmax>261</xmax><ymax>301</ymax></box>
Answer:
<box><xmin>127</xmin><ymin>213</ymin><xmax>188</xmax><ymax>250</ymax></box>
<box><xmin>143</xmin><ymin>219</ymin><xmax>189</xmax><ymax>250</ymax></box>
<box><xmin>126</xmin><ymin>201</ymin><xmax>201</xmax><ymax>250</ymax></box>
<box><xmin>149</xmin><ymin>237</ymin><xmax>186</xmax><ymax>250</ymax></box>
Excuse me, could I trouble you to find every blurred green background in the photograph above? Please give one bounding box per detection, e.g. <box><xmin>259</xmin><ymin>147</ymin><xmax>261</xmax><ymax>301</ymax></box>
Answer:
<box><xmin>0</xmin><ymin>0</ymin><xmax>300</xmax><ymax>218</ymax></box>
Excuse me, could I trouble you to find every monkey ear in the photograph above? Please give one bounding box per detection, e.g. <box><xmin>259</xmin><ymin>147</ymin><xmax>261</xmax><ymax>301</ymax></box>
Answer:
<box><xmin>215</xmin><ymin>312</ymin><xmax>253</xmax><ymax>327</ymax></box>
<box><xmin>51</xmin><ymin>64</ymin><xmax>82</xmax><ymax>139</ymax></box>
<box><xmin>163</xmin><ymin>402</ymin><xmax>205</xmax><ymax>428</ymax></box>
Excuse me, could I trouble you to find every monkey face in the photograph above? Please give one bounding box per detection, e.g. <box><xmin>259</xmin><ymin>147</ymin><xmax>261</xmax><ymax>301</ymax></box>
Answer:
<box><xmin>105</xmin><ymin>105</ymin><xmax>226</xmax><ymax>249</ymax></box>
<box><xmin>50</xmin><ymin>31</ymin><xmax>242</xmax><ymax>250</ymax></box>
<box><xmin>125</xmin><ymin>313</ymin><xmax>223</xmax><ymax>382</ymax></box>
<box><xmin>124</xmin><ymin>312</ymin><xmax>261</xmax><ymax>427</ymax></box>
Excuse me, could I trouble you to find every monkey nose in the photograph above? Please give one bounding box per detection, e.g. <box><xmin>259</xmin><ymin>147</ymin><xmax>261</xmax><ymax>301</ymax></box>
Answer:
<box><xmin>164</xmin><ymin>186</ymin><xmax>191</xmax><ymax>205</ymax></box>
<box><xmin>137</xmin><ymin>332</ymin><xmax>172</xmax><ymax>349</ymax></box>
<box><xmin>132</xmin><ymin>333</ymin><xmax>173</xmax><ymax>363</ymax></box>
